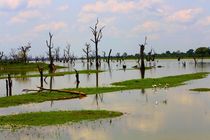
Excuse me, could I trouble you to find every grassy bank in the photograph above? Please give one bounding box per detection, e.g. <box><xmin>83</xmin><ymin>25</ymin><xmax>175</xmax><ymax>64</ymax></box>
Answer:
<box><xmin>190</xmin><ymin>88</ymin><xmax>210</xmax><ymax>92</ymax></box>
<box><xmin>0</xmin><ymin>92</ymin><xmax>79</xmax><ymax>108</ymax></box>
<box><xmin>0</xmin><ymin>70</ymin><xmax>103</xmax><ymax>79</ymax></box>
<box><xmin>112</xmin><ymin>72</ymin><xmax>209</xmax><ymax>89</ymax></box>
<box><xmin>0</xmin><ymin>72</ymin><xmax>208</xmax><ymax>108</ymax></box>
<box><xmin>0</xmin><ymin>62</ymin><xmax>65</xmax><ymax>76</ymax></box>
<box><xmin>0</xmin><ymin>110</ymin><xmax>123</xmax><ymax>128</ymax></box>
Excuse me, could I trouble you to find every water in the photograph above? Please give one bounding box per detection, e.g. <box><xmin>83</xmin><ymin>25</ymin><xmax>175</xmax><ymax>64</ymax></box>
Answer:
<box><xmin>0</xmin><ymin>59</ymin><xmax>210</xmax><ymax>140</ymax></box>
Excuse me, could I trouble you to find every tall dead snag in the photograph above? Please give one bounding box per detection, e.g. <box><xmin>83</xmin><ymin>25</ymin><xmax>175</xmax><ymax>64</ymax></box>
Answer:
<box><xmin>83</xmin><ymin>43</ymin><xmax>91</xmax><ymax>65</ymax></box>
<box><xmin>46</xmin><ymin>32</ymin><xmax>54</xmax><ymax>73</ymax></box>
<box><xmin>6</xmin><ymin>74</ymin><xmax>12</xmax><ymax>96</ymax></box>
<box><xmin>107</xmin><ymin>49</ymin><xmax>112</xmax><ymax>65</ymax></box>
<box><xmin>74</xmin><ymin>69</ymin><xmax>80</xmax><ymax>88</ymax></box>
<box><xmin>19</xmin><ymin>43</ymin><xmax>31</xmax><ymax>63</ymax></box>
<box><xmin>83</xmin><ymin>43</ymin><xmax>91</xmax><ymax>70</ymax></box>
<box><xmin>140</xmin><ymin>44</ymin><xmax>145</xmax><ymax>79</ymax></box>
<box><xmin>139</xmin><ymin>36</ymin><xmax>147</xmax><ymax>79</ymax></box>
<box><xmin>37</xmin><ymin>66</ymin><xmax>44</xmax><ymax>89</ymax></box>
<box><xmin>90</xmin><ymin>19</ymin><xmax>105</xmax><ymax>87</ymax></box>
<box><xmin>65</xmin><ymin>44</ymin><xmax>71</xmax><ymax>63</ymax></box>
<box><xmin>193</xmin><ymin>56</ymin><xmax>197</xmax><ymax>66</ymax></box>
<box><xmin>55</xmin><ymin>47</ymin><xmax>60</xmax><ymax>62</ymax></box>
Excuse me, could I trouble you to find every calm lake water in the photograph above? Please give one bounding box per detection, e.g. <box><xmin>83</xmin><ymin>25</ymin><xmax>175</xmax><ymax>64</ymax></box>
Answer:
<box><xmin>0</xmin><ymin>59</ymin><xmax>210</xmax><ymax>140</ymax></box>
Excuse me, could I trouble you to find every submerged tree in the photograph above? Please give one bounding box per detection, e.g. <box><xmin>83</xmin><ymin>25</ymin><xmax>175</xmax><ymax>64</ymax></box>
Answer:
<box><xmin>46</xmin><ymin>32</ymin><xmax>54</xmax><ymax>72</ymax></box>
<box><xmin>18</xmin><ymin>43</ymin><xmax>31</xmax><ymax>64</ymax></box>
<box><xmin>83</xmin><ymin>43</ymin><xmax>91</xmax><ymax>69</ymax></box>
<box><xmin>54</xmin><ymin>47</ymin><xmax>60</xmax><ymax>62</ymax></box>
<box><xmin>139</xmin><ymin>36</ymin><xmax>147</xmax><ymax>79</ymax></box>
<box><xmin>90</xmin><ymin>18</ymin><xmax>105</xmax><ymax>87</ymax></box>
<box><xmin>107</xmin><ymin>49</ymin><xmax>112</xmax><ymax>65</ymax></box>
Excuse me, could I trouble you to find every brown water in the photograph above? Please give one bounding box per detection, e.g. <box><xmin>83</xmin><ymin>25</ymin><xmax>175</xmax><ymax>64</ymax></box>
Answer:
<box><xmin>0</xmin><ymin>59</ymin><xmax>210</xmax><ymax>140</ymax></box>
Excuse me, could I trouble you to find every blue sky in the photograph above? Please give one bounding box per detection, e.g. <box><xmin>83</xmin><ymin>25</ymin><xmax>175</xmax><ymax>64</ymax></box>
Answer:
<box><xmin>0</xmin><ymin>0</ymin><xmax>210</xmax><ymax>57</ymax></box>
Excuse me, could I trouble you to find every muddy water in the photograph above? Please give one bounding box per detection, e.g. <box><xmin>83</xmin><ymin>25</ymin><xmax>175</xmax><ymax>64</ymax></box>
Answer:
<box><xmin>0</xmin><ymin>59</ymin><xmax>208</xmax><ymax>96</ymax></box>
<box><xmin>0</xmin><ymin>59</ymin><xmax>210</xmax><ymax>140</ymax></box>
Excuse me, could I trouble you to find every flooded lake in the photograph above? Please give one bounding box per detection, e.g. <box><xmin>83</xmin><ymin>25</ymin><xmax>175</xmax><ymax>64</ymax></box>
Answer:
<box><xmin>0</xmin><ymin>59</ymin><xmax>210</xmax><ymax>140</ymax></box>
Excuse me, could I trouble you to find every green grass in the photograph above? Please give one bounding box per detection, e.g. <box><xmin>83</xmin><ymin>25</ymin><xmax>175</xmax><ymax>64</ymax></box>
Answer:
<box><xmin>0</xmin><ymin>62</ymin><xmax>65</xmax><ymax>76</ymax></box>
<box><xmin>190</xmin><ymin>88</ymin><xmax>210</xmax><ymax>92</ymax></box>
<box><xmin>0</xmin><ymin>92</ymin><xmax>79</xmax><ymax>108</ymax></box>
<box><xmin>0</xmin><ymin>110</ymin><xmax>123</xmax><ymax>128</ymax></box>
<box><xmin>0</xmin><ymin>72</ymin><xmax>208</xmax><ymax>108</ymax></box>
<box><xmin>112</xmin><ymin>72</ymin><xmax>209</xmax><ymax>89</ymax></box>
<box><xmin>0</xmin><ymin>70</ymin><xmax>103</xmax><ymax>79</ymax></box>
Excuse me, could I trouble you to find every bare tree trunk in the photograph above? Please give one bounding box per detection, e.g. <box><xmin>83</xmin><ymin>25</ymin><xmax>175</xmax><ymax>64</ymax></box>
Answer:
<box><xmin>6</xmin><ymin>80</ymin><xmax>8</xmax><ymax>96</ymax></box>
<box><xmin>107</xmin><ymin>49</ymin><xmax>112</xmax><ymax>65</ymax></box>
<box><xmin>74</xmin><ymin>69</ymin><xmax>80</xmax><ymax>88</ymax></box>
<box><xmin>38</xmin><ymin>66</ymin><xmax>44</xmax><ymax>89</ymax></box>
<box><xmin>193</xmin><ymin>56</ymin><xmax>197</xmax><ymax>66</ymax></box>
<box><xmin>46</xmin><ymin>32</ymin><xmax>54</xmax><ymax>73</ymax></box>
<box><xmin>6</xmin><ymin>74</ymin><xmax>12</xmax><ymax>96</ymax></box>
<box><xmin>90</xmin><ymin>19</ymin><xmax>104</xmax><ymax>88</ymax></box>
<box><xmin>83</xmin><ymin>43</ymin><xmax>91</xmax><ymax>70</ymax></box>
<box><xmin>49</xmin><ymin>76</ymin><xmax>53</xmax><ymax>91</ymax></box>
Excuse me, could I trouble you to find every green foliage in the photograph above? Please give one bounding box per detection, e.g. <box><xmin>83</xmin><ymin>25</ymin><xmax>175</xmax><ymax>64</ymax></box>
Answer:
<box><xmin>195</xmin><ymin>47</ymin><xmax>210</xmax><ymax>58</ymax></box>
<box><xmin>0</xmin><ymin>110</ymin><xmax>123</xmax><ymax>127</ymax></box>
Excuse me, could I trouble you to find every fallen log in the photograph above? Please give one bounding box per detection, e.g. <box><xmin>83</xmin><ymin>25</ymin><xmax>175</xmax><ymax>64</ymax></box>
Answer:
<box><xmin>38</xmin><ymin>87</ymin><xmax>87</xmax><ymax>96</ymax></box>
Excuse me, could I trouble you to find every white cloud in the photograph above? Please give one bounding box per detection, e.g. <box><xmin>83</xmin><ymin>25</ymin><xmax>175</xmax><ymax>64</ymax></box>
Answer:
<box><xmin>27</xmin><ymin>0</ymin><xmax>52</xmax><ymax>8</ymax></box>
<box><xmin>197</xmin><ymin>16</ymin><xmax>210</xmax><ymax>26</ymax></box>
<box><xmin>10</xmin><ymin>10</ymin><xmax>41</xmax><ymax>23</ymax></box>
<box><xmin>132</xmin><ymin>21</ymin><xmax>160</xmax><ymax>33</ymax></box>
<box><xmin>82</xmin><ymin>0</ymin><xmax>136</xmax><ymax>13</ymax></box>
<box><xmin>33</xmin><ymin>22</ymin><xmax>67</xmax><ymax>32</ymax></box>
<box><xmin>78</xmin><ymin>13</ymin><xmax>96</xmax><ymax>24</ymax></box>
<box><xmin>81</xmin><ymin>0</ymin><xmax>163</xmax><ymax>14</ymax></box>
<box><xmin>0</xmin><ymin>0</ymin><xmax>23</xmax><ymax>9</ymax></box>
<box><xmin>57</xmin><ymin>5</ymin><xmax>69</xmax><ymax>11</ymax></box>
<box><xmin>167</xmin><ymin>8</ymin><xmax>203</xmax><ymax>23</ymax></box>
<box><xmin>138</xmin><ymin>0</ymin><xmax>163</xmax><ymax>9</ymax></box>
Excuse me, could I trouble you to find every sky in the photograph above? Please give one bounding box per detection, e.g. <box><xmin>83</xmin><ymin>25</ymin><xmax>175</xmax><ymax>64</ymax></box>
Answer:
<box><xmin>0</xmin><ymin>0</ymin><xmax>210</xmax><ymax>57</ymax></box>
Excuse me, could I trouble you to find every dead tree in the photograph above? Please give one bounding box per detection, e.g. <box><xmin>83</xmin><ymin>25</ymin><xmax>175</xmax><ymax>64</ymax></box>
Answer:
<box><xmin>54</xmin><ymin>47</ymin><xmax>60</xmax><ymax>62</ymax></box>
<box><xmin>139</xmin><ymin>36</ymin><xmax>147</xmax><ymax>79</ymax></box>
<box><xmin>0</xmin><ymin>52</ymin><xmax>4</xmax><ymax>60</ymax></box>
<box><xmin>90</xmin><ymin>19</ymin><xmax>105</xmax><ymax>87</ymax></box>
<box><xmin>74</xmin><ymin>69</ymin><xmax>80</xmax><ymax>88</ymax></box>
<box><xmin>65</xmin><ymin>44</ymin><xmax>71</xmax><ymax>63</ymax></box>
<box><xmin>6</xmin><ymin>74</ymin><xmax>12</xmax><ymax>96</ymax></box>
<box><xmin>63</xmin><ymin>49</ymin><xmax>67</xmax><ymax>63</ymax></box>
<box><xmin>9</xmin><ymin>48</ymin><xmax>18</xmax><ymax>61</ymax></box>
<box><xmin>83</xmin><ymin>43</ymin><xmax>91</xmax><ymax>65</ymax></box>
<box><xmin>19</xmin><ymin>43</ymin><xmax>31</xmax><ymax>63</ymax></box>
<box><xmin>102</xmin><ymin>51</ymin><xmax>106</xmax><ymax>62</ymax></box>
<box><xmin>116</xmin><ymin>52</ymin><xmax>121</xmax><ymax>63</ymax></box>
<box><xmin>38</xmin><ymin>66</ymin><xmax>44</xmax><ymax>89</ymax></box>
<box><xmin>107</xmin><ymin>49</ymin><xmax>112</xmax><ymax>65</ymax></box>
<box><xmin>138</xmin><ymin>36</ymin><xmax>147</xmax><ymax>64</ymax></box>
<box><xmin>46</xmin><ymin>32</ymin><xmax>54</xmax><ymax>73</ymax></box>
